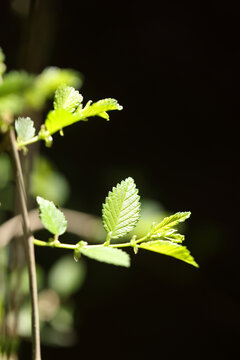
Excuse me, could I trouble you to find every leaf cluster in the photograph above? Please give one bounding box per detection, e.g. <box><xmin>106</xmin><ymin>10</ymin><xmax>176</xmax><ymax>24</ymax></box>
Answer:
<box><xmin>0</xmin><ymin>50</ymin><xmax>83</xmax><ymax>131</ymax></box>
<box><xmin>1</xmin><ymin>46</ymin><xmax>198</xmax><ymax>271</ymax></box>
<box><xmin>36</xmin><ymin>177</ymin><xmax>198</xmax><ymax>268</ymax></box>
<box><xmin>45</xmin><ymin>85</ymin><xmax>123</xmax><ymax>135</ymax></box>
<box><xmin>11</xmin><ymin>83</ymin><xmax>122</xmax><ymax>151</ymax></box>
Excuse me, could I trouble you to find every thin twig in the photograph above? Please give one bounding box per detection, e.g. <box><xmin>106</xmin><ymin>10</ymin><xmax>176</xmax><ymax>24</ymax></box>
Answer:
<box><xmin>0</xmin><ymin>208</ymin><xmax>104</xmax><ymax>248</ymax></box>
<box><xmin>9</xmin><ymin>127</ymin><xmax>41</xmax><ymax>360</ymax></box>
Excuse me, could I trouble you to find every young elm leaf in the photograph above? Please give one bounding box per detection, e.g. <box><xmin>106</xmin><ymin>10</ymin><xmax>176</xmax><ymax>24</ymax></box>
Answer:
<box><xmin>76</xmin><ymin>98</ymin><xmax>123</xmax><ymax>121</ymax></box>
<box><xmin>15</xmin><ymin>117</ymin><xmax>36</xmax><ymax>143</ymax></box>
<box><xmin>36</xmin><ymin>196</ymin><xmax>67</xmax><ymax>236</ymax></box>
<box><xmin>139</xmin><ymin>240</ymin><xmax>199</xmax><ymax>268</ymax></box>
<box><xmin>45</xmin><ymin>109</ymin><xmax>77</xmax><ymax>135</ymax></box>
<box><xmin>164</xmin><ymin>233</ymin><xmax>185</xmax><ymax>243</ymax></box>
<box><xmin>151</xmin><ymin>212</ymin><xmax>191</xmax><ymax>237</ymax></box>
<box><xmin>102</xmin><ymin>177</ymin><xmax>141</xmax><ymax>240</ymax></box>
<box><xmin>80</xmin><ymin>246</ymin><xmax>130</xmax><ymax>268</ymax></box>
<box><xmin>54</xmin><ymin>85</ymin><xmax>83</xmax><ymax>113</ymax></box>
<box><xmin>45</xmin><ymin>95</ymin><xmax>122</xmax><ymax>135</ymax></box>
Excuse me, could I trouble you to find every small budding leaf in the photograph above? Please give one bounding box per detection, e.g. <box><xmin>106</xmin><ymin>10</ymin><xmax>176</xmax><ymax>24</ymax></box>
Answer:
<box><xmin>54</xmin><ymin>85</ymin><xmax>83</xmax><ymax>113</ymax></box>
<box><xmin>139</xmin><ymin>240</ymin><xmax>199</xmax><ymax>268</ymax></box>
<box><xmin>15</xmin><ymin>117</ymin><xmax>36</xmax><ymax>143</ymax></box>
<box><xmin>102</xmin><ymin>177</ymin><xmax>141</xmax><ymax>240</ymax></box>
<box><xmin>36</xmin><ymin>196</ymin><xmax>67</xmax><ymax>235</ymax></box>
<box><xmin>164</xmin><ymin>232</ymin><xmax>185</xmax><ymax>243</ymax></box>
<box><xmin>77</xmin><ymin>98</ymin><xmax>123</xmax><ymax>121</ymax></box>
<box><xmin>151</xmin><ymin>212</ymin><xmax>191</xmax><ymax>237</ymax></box>
<box><xmin>80</xmin><ymin>246</ymin><xmax>130</xmax><ymax>268</ymax></box>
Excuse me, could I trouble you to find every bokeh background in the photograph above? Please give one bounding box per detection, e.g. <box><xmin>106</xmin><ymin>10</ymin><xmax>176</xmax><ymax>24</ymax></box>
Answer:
<box><xmin>0</xmin><ymin>0</ymin><xmax>237</xmax><ymax>359</ymax></box>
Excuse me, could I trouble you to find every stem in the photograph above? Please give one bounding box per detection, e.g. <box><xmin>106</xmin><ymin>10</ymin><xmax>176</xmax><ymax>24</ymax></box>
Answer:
<box><xmin>33</xmin><ymin>234</ymin><xmax>150</xmax><ymax>251</ymax></box>
<box><xmin>17</xmin><ymin>135</ymin><xmax>40</xmax><ymax>148</ymax></box>
<box><xmin>9</xmin><ymin>127</ymin><xmax>41</xmax><ymax>360</ymax></box>
<box><xmin>34</xmin><ymin>238</ymin><xmax>78</xmax><ymax>250</ymax></box>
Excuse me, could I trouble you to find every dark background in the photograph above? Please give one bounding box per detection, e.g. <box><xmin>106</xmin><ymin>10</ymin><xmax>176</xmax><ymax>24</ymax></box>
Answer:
<box><xmin>0</xmin><ymin>0</ymin><xmax>237</xmax><ymax>359</ymax></box>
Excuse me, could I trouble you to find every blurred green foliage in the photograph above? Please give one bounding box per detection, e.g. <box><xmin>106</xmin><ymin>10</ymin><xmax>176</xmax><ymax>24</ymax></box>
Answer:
<box><xmin>2</xmin><ymin>253</ymin><xmax>86</xmax><ymax>348</ymax></box>
<box><xmin>0</xmin><ymin>153</ymin><xmax>12</xmax><ymax>189</ymax></box>
<box><xmin>31</xmin><ymin>156</ymin><xmax>70</xmax><ymax>206</ymax></box>
<box><xmin>0</xmin><ymin>66</ymin><xmax>82</xmax><ymax>132</ymax></box>
<box><xmin>48</xmin><ymin>255</ymin><xmax>86</xmax><ymax>298</ymax></box>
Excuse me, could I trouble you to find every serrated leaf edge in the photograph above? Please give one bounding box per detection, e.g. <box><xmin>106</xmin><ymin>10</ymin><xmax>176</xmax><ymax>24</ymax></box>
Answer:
<box><xmin>80</xmin><ymin>246</ymin><xmax>130</xmax><ymax>268</ymax></box>
<box><xmin>102</xmin><ymin>177</ymin><xmax>141</xmax><ymax>239</ymax></box>
<box><xmin>139</xmin><ymin>240</ymin><xmax>199</xmax><ymax>268</ymax></box>
<box><xmin>36</xmin><ymin>196</ymin><xmax>67</xmax><ymax>236</ymax></box>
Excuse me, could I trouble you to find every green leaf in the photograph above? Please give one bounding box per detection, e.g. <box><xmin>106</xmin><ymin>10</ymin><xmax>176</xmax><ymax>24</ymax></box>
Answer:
<box><xmin>45</xmin><ymin>96</ymin><xmax>123</xmax><ymax>135</ymax></box>
<box><xmin>163</xmin><ymin>232</ymin><xmax>185</xmax><ymax>243</ymax></box>
<box><xmin>54</xmin><ymin>85</ymin><xmax>83</xmax><ymax>113</ymax></box>
<box><xmin>76</xmin><ymin>98</ymin><xmax>123</xmax><ymax>121</ymax></box>
<box><xmin>152</xmin><ymin>212</ymin><xmax>191</xmax><ymax>237</ymax></box>
<box><xmin>102</xmin><ymin>177</ymin><xmax>141</xmax><ymax>240</ymax></box>
<box><xmin>81</xmin><ymin>246</ymin><xmax>130</xmax><ymax>267</ymax></box>
<box><xmin>45</xmin><ymin>109</ymin><xmax>78</xmax><ymax>135</ymax></box>
<box><xmin>139</xmin><ymin>240</ymin><xmax>199</xmax><ymax>267</ymax></box>
<box><xmin>15</xmin><ymin>117</ymin><xmax>36</xmax><ymax>143</ymax></box>
<box><xmin>36</xmin><ymin>196</ymin><xmax>67</xmax><ymax>235</ymax></box>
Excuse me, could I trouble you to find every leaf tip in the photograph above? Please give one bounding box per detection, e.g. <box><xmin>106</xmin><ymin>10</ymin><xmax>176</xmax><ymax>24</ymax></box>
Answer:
<box><xmin>36</xmin><ymin>195</ymin><xmax>43</xmax><ymax>205</ymax></box>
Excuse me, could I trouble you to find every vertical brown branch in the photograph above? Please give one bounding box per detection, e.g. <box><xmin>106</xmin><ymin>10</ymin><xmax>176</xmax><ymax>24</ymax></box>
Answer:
<box><xmin>9</xmin><ymin>128</ymin><xmax>41</xmax><ymax>360</ymax></box>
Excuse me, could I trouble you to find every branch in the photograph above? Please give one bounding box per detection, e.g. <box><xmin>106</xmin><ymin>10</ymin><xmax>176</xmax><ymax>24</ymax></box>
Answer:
<box><xmin>9</xmin><ymin>127</ymin><xmax>41</xmax><ymax>360</ymax></box>
<box><xmin>0</xmin><ymin>208</ymin><xmax>104</xmax><ymax>248</ymax></box>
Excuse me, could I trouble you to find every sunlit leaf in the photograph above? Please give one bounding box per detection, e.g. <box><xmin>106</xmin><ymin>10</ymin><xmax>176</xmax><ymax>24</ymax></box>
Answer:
<box><xmin>45</xmin><ymin>109</ymin><xmax>78</xmax><ymax>135</ymax></box>
<box><xmin>36</xmin><ymin>196</ymin><xmax>67</xmax><ymax>235</ymax></box>
<box><xmin>81</xmin><ymin>246</ymin><xmax>130</xmax><ymax>267</ymax></box>
<box><xmin>45</xmin><ymin>94</ymin><xmax>122</xmax><ymax>135</ymax></box>
<box><xmin>164</xmin><ymin>232</ymin><xmax>185</xmax><ymax>243</ymax></box>
<box><xmin>102</xmin><ymin>177</ymin><xmax>141</xmax><ymax>240</ymax></box>
<box><xmin>76</xmin><ymin>98</ymin><xmax>123</xmax><ymax>121</ymax></box>
<box><xmin>15</xmin><ymin>116</ymin><xmax>36</xmax><ymax>143</ymax></box>
<box><xmin>152</xmin><ymin>212</ymin><xmax>191</xmax><ymax>237</ymax></box>
<box><xmin>54</xmin><ymin>85</ymin><xmax>83</xmax><ymax>113</ymax></box>
<box><xmin>128</xmin><ymin>199</ymin><xmax>167</xmax><ymax>239</ymax></box>
<box><xmin>139</xmin><ymin>240</ymin><xmax>199</xmax><ymax>267</ymax></box>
